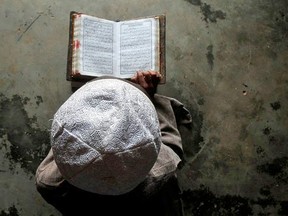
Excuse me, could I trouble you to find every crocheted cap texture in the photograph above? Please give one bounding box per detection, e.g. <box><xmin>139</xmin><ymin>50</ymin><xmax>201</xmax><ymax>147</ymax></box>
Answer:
<box><xmin>51</xmin><ymin>79</ymin><xmax>162</xmax><ymax>195</ymax></box>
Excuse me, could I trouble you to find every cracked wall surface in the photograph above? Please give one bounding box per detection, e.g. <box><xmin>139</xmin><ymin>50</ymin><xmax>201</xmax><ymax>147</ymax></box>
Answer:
<box><xmin>0</xmin><ymin>0</ymin><xmax>287</xmax><ymax>215</ymax></box>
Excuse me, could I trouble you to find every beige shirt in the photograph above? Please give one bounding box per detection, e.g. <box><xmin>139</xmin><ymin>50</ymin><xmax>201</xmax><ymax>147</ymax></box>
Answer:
<box><xmin>36</xmin><ymin>93</ymin><xmax>192</xmax><ymax>190</ymax></box>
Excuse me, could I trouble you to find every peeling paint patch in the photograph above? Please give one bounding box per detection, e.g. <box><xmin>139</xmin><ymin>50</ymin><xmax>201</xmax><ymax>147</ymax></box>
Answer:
<box><xmin>270</xmin><ymin>101</ymin><xmax>281</xmax><ymax>110</ymax></box>
<box><xmin>185</xmin><ymin>0</ymin><xmax>226</xmax><ymax>23</ymax></box>
<box><xmin>185</xmin><ymin>0</ymin><xmax>201</xmax><ymax>6</ymax></box>
<box><xmin>0</xmin><ymin>93</ymin><xmax>50</xmax><ymax>174</ymax></box>
<box><xmin>200</xmin><ymin>3</ymin><xmax>226</xmax><ymax>23</ymax></box>
<box><xmin>0</xmin><ymin>205</ymin><xmax>20</xmax><ymax>216</ymax></box>
<box><xmin>206</xmin><ymin>45</ymin><xmax>214</xmax><ymax>70</ymax></box>
<box><xmin>263</xmin><ymin>127</ymin><xmax>271</xmax><ymax>135</ymax></box>
<box><xmin>257</xmin><ymin>157</ymin><xmax>288</xmax><ymax>183</ymax></box>
<box><xmin>35</xmin><ymin>95</ymin><xmax>43</xmax><ymax>106</ymax></box>
<box><xmin>22</xmin><ymin>97</ymin><xmax>30</xmax><ymax>105</ymax></box>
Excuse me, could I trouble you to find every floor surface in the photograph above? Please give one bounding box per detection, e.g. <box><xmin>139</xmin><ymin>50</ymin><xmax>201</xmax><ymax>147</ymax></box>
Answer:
<box><xmin>0</xmin><ymin>0</ymin><xmax>288</xmax><ymax>215</ymax></box>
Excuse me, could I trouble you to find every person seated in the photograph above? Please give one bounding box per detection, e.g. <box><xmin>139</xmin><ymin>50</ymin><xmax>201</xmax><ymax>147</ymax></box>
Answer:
<box><xmin>35</xmin><ymin>71</ymin><xmax>192</xmax><ymax>216</ymax></box>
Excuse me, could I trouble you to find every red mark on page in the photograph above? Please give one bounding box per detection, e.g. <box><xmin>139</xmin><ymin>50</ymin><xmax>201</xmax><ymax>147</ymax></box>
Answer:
<box><xmin>73</xmin><ymin>40</ymin><xmax>80</xmax><ymax>49</ymax></box>
<box><xmin>73</xmin><ymin>14</ymin><xmax>82</xmax><ymax>19</ymax></box>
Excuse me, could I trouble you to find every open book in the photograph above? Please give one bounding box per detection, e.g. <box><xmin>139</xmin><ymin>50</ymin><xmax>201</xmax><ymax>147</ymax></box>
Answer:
<box><xmin>67</xmin><ymin>11</ymin><xmax>166</xmax><ymax>83</ymax></box>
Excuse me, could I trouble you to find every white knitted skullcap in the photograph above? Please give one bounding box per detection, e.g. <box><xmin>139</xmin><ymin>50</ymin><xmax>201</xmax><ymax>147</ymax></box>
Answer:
<box><xmin>51</xmin><ymin>79</ymin><xmax>161</xmax><ymax>195</ymax></box>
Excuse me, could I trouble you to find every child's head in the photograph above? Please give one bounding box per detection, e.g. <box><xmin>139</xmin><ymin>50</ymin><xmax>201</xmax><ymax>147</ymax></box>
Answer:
<box><xmin>51</xmin><ymin>79</ymin><xmax>161</xmax><ymax>195</ymax></box>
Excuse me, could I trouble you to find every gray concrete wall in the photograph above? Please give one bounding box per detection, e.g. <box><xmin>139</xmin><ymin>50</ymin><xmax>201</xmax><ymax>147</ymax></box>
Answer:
<box><xmin>0</xmin><ymin>0</ymin><xmax>287</xmax><ymax>215</ymax></box>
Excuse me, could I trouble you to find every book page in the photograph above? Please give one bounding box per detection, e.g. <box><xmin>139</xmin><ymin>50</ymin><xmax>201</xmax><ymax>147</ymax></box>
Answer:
<box><xmin>116</xmin><ymin>18</ymin><xmax>159</xmax><ymax>78</ymax></box>
<box><xmin>76</xmin><ymin>15</ymin><xmax>115</xmax><ymax>76</ymax></box>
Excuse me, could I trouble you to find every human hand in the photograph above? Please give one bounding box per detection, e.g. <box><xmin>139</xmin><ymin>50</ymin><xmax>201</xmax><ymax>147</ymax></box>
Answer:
<box><xmin>130</xmin><ymin>70</ymin><xmax>161</xmax><ymax>96</ymax></box>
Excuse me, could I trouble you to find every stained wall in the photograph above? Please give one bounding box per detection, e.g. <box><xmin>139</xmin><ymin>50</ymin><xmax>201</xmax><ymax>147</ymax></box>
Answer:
<box><xmin>0</xmin><ymin>0</ymin><xmax>287</xmax><ymax>215</ymax></box>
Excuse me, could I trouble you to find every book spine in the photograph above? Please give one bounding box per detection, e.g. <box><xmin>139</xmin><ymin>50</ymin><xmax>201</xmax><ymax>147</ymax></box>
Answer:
<box><xmin>71</xmin><ymin>14</ymin><xmax>82</xmax><ymax>77</ymax></box>
<box><xmin>159</xmin><ymin>15</ymin><xmax>166</xmax><ymax>84</ymax></box>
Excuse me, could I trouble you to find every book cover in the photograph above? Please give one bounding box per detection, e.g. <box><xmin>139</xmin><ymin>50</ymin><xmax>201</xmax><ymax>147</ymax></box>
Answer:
<box><xmin>66</xmin><ymin>11</ymin><xmax>166</xmax><ymax>84</ymax></box>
